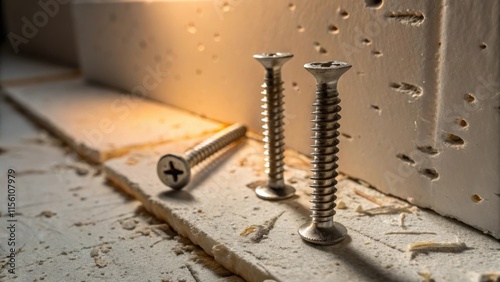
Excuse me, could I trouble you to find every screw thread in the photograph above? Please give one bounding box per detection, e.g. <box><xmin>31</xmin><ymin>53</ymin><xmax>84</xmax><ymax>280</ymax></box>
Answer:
<box><xmin>185</xmin><ymin>123</ymin><xmax>247</xmax><ymax>167</ymax></box>
<box><xmin>309</xmin><ymin>83</ymin><xmax>341</xmax><ymax>225</ymax></box>
<box><xmin>262</xmin><ymin>69</ymin><xmax>286</xmax><ymax>188</ymax></box>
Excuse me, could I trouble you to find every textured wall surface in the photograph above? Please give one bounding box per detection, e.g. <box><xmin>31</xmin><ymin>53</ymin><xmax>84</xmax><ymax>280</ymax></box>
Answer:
<box><xmin>71</xmin><ymin>0</ymin><xmax>500</xmax><ymax>238</ymax></box>
<box><xmin>3</xmin><ymin>0</ymin><xmax>78</xmax><ymax>66</ymax></box>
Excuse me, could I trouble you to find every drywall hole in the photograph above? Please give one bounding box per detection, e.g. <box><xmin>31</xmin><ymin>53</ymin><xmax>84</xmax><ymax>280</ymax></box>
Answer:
<box><xmin>471</xmin><ymin>194</ymin><xmax>483</xmax><ymax>204</ymax></box>
<box><xmin>313</xmin><ymin>42</ymin><xmax>328</xmax><ymax>54</ymax></box>
<box><xmin>214</xmin><ymin>33</ymin><xmax>221</xmax><ymax>42</ymax></box>
<box><xmin>361</xmin><ymin>38</ymin><xmax>372</xmax><ymax>46</ymax></box>
<box><xmin>339</xmin><ymin>9</ymin><xmax>349</xmax><ymax>19</ymax></box>
<box><xmin>288</xmin><ymin>3</ymin><xmax>296</xmax><ymax>12</ymax></box>
<box><xmin>455</xmin><ymin>118</ymin><xmax>468</xmax><ymax>128</ymax></box>
<box><xmin>187</xmin><ymin>22</ymin><xmax>197</xmax><ymax>34</ymax></box>
<box><xmin>364</xmin><ymin>0</ymin><xmax>383</xmax><ymax>9</ymax></box>
<box><xmin>221</xmin><ymin>2</ymin><xmax>232</xmax><ymax>12</ymax></box>
<box><xmin>372</xmin><ymin>50</ymin><xmax>383</xmax><ymax>57</ymax></box>
<box><xmin>464</xmin><ymin>93</ymin><xmax>476</xmax><ymax>103</ymax></box>
<box><xmin>480</xmin><ymin>43</ymin><xmax>487</xmax><ymax>50</ymax></box>
<box><xmin>341</xmin><ymin>133</ymin><xmax>353</xmax><ymax>140</ymax></box>
<box><xmin>212</xmin><ymin>54</ymin><xmax>219</xmax><ymax>62</ymax></box>
<box><xmin>197</xmin><ymin>43</ymin><xmax>205</xmax><ymax>52</ymax></box>
<box><xmin>357</xmin><ymin>71</ymin><xmax>366</xmax><ymax>76</ymax></box>
<box><xmin>196</xmin><ymin>69</ymin><xmax>202</xmax><ymax>75</ymax></box>
<box><xmin>328</xmin><ymin>24</ymin><xmax>339</xmax><ymax>34</ymax></box>
<box><xmin>390</xmin><ymin>82</ymin><xmax>423</xmax><ymax>100</ymax></box>
<box><xmin>196</xmin><ymin>8</ymin><xmax>203</xmax><ymax>16</ymax></box>
<box><xmin>292</xmin><ymin>82</ymin><xmax>300</xmax><ymax>91</ymax></box>
<box><xmin>0</xmin><ymin>147</ymin><xmax>6</xmax><ymax>155</ymax></box>
<box><xmin>419</xmin><ymin>168</ymin><xmax>439</xmax><ymax>180</ymax></box>
<box><xmin>417</xmin><ymin>145</ymin><xmax>438</xmax><ymax>155</ymax></box>
<box><xmin>370</xmin><ymin>105</ymin><xmax>381</xmax><ymax>114</ymax></box>
<box><xmin>444</xmin><ymin>133</ymin><xmax>465</xmax><ymax>147</ymax></box>
<box><xmin>297</xmin><ymin>25</ymin><xmax>305</xmax><ymax>33</ymax></box>
<box><xmin>385</xmin><ymin>11</ymin><xmax>425</xmax><ymax>26</ymax></box>
<box><xmin>396</xmin><ymin>154</ymin><xmax>415</xmax><ymax>165</ymax></box>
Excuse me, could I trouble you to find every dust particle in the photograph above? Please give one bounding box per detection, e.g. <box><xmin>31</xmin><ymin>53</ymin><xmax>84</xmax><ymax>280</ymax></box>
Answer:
<box><xmin>121</xmin><ymin>219</ymin><xmax>137</xmax><ymax>230</ymax></box>
<box><xmin>38</xmin><ymin>211</ymin><xmax>56</xmax><ymax>218</ymax></box>
<box><xmin>173</xmin><ymin>247</ymin><xmax>184</xmax><ymax>255</ymax></box>
<box><xmin>246</xmin><ymin>180</ymin><xmax>266</xmax><ymax>189</ymax></box>
<box><xmin>94</xmin><ymin>257</ymin><xmax>108</xmax><ymax>268</ymax></box>
<box><xmin>90</xmin><ymin>248</ymin><xmax>99</xmax><ymax>257</ymax></box>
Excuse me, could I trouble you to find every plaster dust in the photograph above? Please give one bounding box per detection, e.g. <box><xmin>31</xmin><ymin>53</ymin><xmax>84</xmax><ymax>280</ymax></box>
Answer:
<box><xmin>2</xmin><ymin>78</ymin><xmax>223</xmax><ymax>163</ymax></box>
<box><xmin>104</xmin><ymin>138</ymin><xmax>500</xmax><ymax>282</ymax></box>
<box><xmin>0</xmin><ymin>97</ymin><xmax>242</xmax><ymax>281</ymax></box>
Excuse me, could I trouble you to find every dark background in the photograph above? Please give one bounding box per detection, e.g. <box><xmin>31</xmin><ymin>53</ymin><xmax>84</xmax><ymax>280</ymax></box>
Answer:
<box><xmin>0</xmin><ymin>1</ymin><xmax>5</xmax><ymax>45</ymax></box>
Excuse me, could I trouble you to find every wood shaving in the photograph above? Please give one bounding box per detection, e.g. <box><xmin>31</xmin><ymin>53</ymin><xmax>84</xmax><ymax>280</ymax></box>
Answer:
<box><xmin>399</xmin><ymin>213</ymin><xmax>407</xmax><ymax>228</ymax></box>
<box><xmin>354</xmin><ymin>189</ymin><xmax>384</xmax><ymax>206</ymax></box>
<box><xmin>356</xmin><ymin>205</ymin><xmax>415</xmax><ymax>216</ymax></box>
<box><xmin>385</xmin><ymin>231</ymin><xmax>437</xmax><ymax>235</ymax></box>
<box><xmin>407</xmin><ymin>239</ymin><xmax>468</xmax><ymax>259</ymax></box>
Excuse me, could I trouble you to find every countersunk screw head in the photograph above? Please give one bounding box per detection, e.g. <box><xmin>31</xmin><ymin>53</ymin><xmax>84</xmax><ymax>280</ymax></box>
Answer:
<box><xmin>304</xmin><ymin>61</ymin><xmax>351</xmax><ymax>84</ymax></box>
<box><xmin>298</xmin><ymin>221</ymin><xmax>347</xmax><ymax>245</ymax></box>
<box><xmin>255</xmin><ymin>184</ymin><xmax>296</xmax><ymax>201</ymax></box>
<box><xmin>157</xmin><ymin>154</ymin><xmax>191</xmax><ymax>190</ymax></box>
<box><xmin>253</xmin><ymin>52</ymin><xmax>293</xmax><ymax>69</ymax></box>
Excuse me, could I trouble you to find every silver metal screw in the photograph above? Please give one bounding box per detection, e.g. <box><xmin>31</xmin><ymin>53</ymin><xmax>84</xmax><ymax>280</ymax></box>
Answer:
<box><xmin>253</xmin><ymin>52</ymin><xmax>296</xmax><ymax>201</ymax></box>
<box><xmin>298</xmin><ymin>61</ymin><xmax>351</xmax><ymax>245</ymax></box>
<box><xmin>157</xmin><ymin>123</ymin><xmax>247</xmax><ymax>190</ymax></box>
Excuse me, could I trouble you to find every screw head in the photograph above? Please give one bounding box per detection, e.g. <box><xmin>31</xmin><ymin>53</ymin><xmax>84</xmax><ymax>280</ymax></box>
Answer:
<box><xmin>255</xmin><ymin>184</ymin><xmax>296</xmax><ymax>201</ymax></box>
<box><xmin>298</xmin><ymin>221</ymin><xmax>347</xmax><ymax>245</ymax></box>
<box><xmin>304</xmin><ymin>61</ymin><xmax>352</xmax><ymax>84</ymax></box>
<box><xmin>157</xmin><ymin>154</ymin><xmax>191</xmax><ymax>190</ymax></box>
<box><xmin>253</xmin><ymin>52</ymin><xmax>293</xmax><ymax>70</ymax></box>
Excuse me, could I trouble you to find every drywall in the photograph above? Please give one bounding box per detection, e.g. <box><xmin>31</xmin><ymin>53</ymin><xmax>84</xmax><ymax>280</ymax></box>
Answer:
<box><xmin>70</xmin><ymin>0</ymin><xmax>500</xmax><ymax>238</ymax></box>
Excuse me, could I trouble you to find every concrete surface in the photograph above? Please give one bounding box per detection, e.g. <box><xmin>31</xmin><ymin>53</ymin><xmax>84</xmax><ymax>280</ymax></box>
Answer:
<box><xmin>105</xmin><ymin>139</ymin><xmax>500</xmax><ymax>282</ymax></box>
<box><xmin>0</xmin><ymin>96</ymin><xmax>243</xmax><ymax>282</ymax></box>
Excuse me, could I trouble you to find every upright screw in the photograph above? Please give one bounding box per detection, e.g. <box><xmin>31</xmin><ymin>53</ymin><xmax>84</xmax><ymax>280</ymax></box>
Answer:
<box><xmin>253</xmin><ymin>52</ymin><xmax>296</xmax><ymax>201</ymax></box>
<box><xmin>298</xmin><ymin>61</ymin><xmax>351</xmax><ymax>245</ymax></box>
<box><xmin>157</xmin><ymin>123</ymin><xmax>247</xmax><ymax>190</ymax></box>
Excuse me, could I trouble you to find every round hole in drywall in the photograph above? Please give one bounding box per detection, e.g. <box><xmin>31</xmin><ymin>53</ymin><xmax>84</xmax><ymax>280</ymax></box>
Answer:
<box><xmin>456</xmin><ymin>118</ymin><xmax>468</xmax><ymax>128</ymax></box>
<box><xmin>339</xmin><ymin>9</ymin><xmax>349</xmax><ymax>19</ymax></box>
<box><xmin>288</xmin><ymin>3</ymin><xmax>296</xmax><ymax>11</ymax></box>
<box><xmin>471</xmin><ymin>194</ymin><xmax>483</xmax><ymax>203</ymax></box>
<box><xmin>464</xmin><ymin>93</ymin><xmax>476</xmax><ymax>103</ymax></box>
<box><xmin>328</xmin><ymin>24</ymin><xmax>339</xmax><ymax>34</ymax></box>
<box><xmin>364</xmin><ymin>0</ymin><xmax>383</xmax><ymax>9</ymax></box>
<box><xmin>480</xmin><ymin>43</ymin><xmax>487</xmax><ymax>50</ymax></box>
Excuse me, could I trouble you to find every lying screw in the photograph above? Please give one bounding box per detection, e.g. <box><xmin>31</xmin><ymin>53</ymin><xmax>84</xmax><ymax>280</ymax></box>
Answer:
<box><xmin>157</xmin><ymin>123</ymin><xmax>247</xmax><ymax>190</ymax></box>
<box><xmin>298</xmin><ymin>61</ymin><xmax>351</xmax><ymax>245</ymax></box>
<box><xmin>253</xmin><ymin>52</ymin><xmax>296</xmax><ymax>200</ymax></box>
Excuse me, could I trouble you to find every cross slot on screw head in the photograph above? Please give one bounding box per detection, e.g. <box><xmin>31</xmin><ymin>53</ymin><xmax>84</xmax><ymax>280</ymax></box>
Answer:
<box><xmin>157</xmin><ymin>123</ymin><xmax>247</xmax><ymax>190</ymax></box>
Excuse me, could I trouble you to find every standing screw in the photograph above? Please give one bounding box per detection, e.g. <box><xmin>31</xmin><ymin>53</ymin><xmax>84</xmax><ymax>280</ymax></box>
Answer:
<box><xmin>298</xmin><ymin>61</ymin><xmax>351</xmax><ymax>245</ymax></box>
<box><xmin>253</xmin><ymin>52</ymin><xmax>296</xmax><ymax>200</ymax></box>
<box><xmin>157</xmin><ymin>123</ymin><xmax>247</xmax><ymax>190</ymax></box>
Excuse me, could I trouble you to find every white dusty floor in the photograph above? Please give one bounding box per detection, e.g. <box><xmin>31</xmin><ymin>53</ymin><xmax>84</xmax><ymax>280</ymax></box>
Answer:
<box><xmin>0</xmin><ymin>97</ymin><xmax>243</xmax><ymax>282</ymax></box>
<box><xmin>1</xmin><ymin>59</ymin><xmax>499</xmax><ymax>281</ymax></box>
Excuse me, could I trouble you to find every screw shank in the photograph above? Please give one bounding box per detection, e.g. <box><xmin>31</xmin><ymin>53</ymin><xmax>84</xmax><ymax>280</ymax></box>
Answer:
<box><xmin>184</xmin><ymin>123</ymin><xmax>247</xmax><ymax>167</ymax></box>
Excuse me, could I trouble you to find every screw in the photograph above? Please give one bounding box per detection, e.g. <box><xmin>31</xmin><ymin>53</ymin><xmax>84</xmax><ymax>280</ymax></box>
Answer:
<box><xmin>298</xmin><ymin>61</ymin><xmax>351</xmax><ymax>245</ymax></box>
<box><xmin>253</xmin><ymin>52</ymin><xmax>296</xmax><ymax>200</ymax></box>
<box><xmin>157</xmin><ymin>123</ymin><xmax>247</xmax><ymax>190</ymax></box>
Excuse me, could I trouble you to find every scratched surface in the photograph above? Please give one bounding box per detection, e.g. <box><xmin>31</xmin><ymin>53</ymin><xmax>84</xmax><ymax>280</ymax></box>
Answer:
<box><xmin>0</xmin><ymin>97</ymin><xmax>242</xmax><ymax>281</ymax></box>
